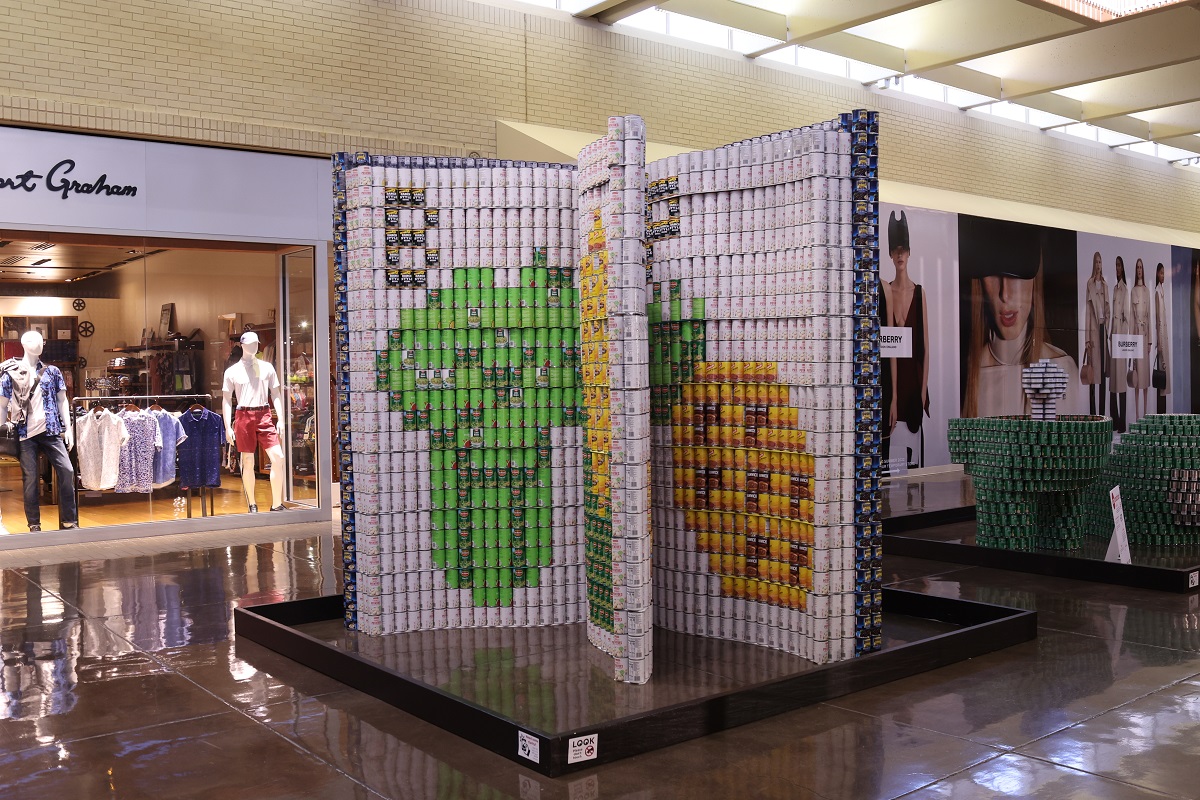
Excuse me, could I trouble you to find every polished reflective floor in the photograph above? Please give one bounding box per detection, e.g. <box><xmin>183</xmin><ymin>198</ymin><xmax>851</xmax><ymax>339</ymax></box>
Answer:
<box><xmin>901</xmin><ymin>518</ymin><xmax>1200</xmax><ymax>570</ymax></box>
<box><xmin>887</xmin><ymin>470</ymin><xmax>1200</xmax><ymax>569</ymax></box>
<box><xmin>297</xmin><ymin>611</ymin><xmax>959</xmax><ymax>734</ymax></box>
<box><xmin>1</xmin><ymin>505</ymin><xmax>1199</xmax><ymax>798</ymax></box>
<box><xmin>881</xmin><ymin>469</ymin><xmax>975</xmax><ymax>519</ymax></box>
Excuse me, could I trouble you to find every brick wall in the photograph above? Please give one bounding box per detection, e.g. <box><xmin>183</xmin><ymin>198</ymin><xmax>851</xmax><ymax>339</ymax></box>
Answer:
<box><xmin>2</xmin><ymin>0</ymin><xmax>1198</xmax><ymax>231</ymax></box>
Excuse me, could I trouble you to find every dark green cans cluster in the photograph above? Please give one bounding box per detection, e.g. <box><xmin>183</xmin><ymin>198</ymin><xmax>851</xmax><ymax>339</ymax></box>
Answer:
<box><xmin>1086</xmin><ymin>415</ymin><xmax>1200</xmax><ymax>545</ymax></box>
<box><xmin>949</xmin><ymin>415</ymin><xmax>1112</xmax><ymax>551</ymax></box>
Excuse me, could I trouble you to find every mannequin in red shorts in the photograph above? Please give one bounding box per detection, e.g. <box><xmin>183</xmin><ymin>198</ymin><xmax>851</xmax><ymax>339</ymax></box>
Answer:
<box><xmin>222</xmin><ymin>331</ymin><xmax>287</xmax><ymax>512</ymax></box>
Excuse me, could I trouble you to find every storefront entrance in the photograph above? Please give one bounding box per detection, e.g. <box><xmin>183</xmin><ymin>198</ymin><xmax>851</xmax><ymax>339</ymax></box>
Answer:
<box><xmin>0</xmin><ymin>127</ymin><xmax>331</xmax><ymax>548</ymax></box>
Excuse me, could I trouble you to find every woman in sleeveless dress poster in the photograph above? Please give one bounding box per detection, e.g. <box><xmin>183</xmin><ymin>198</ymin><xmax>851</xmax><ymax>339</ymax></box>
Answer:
<box><xmin>881</xmin><ymin>211</ymin><xmax>929</xmax><ymax>472</ymax></box>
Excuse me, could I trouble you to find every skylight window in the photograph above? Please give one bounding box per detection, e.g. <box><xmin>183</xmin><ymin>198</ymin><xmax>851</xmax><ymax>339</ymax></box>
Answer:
<box><xmin>794</xmin><ymin>47</ymin><xmax>848</xmax><ymax>76</ymax></box>
<box><xmin>847</xmin><ymin>58</ymin><xmax>894</xmax><ymax>83</ymax></box>
<box><xmin>1027</xmin><ymin>108</ymin><xmax>1078</xmax><ymax>129</ymax></box>
<box><xmin>1121</xmin><ymin>140</ymin><xmax>1159</xmax><ymax>156</ymax></box>
<box><xmin>761</xmin><ymin>46</ymin><xmax>799</xmax><ymax>66</ymax></box>
<box><xmin>1039</xmin><ymin>0</ymin><xmax>1189</xmax><ymax>21</ymax></box>
<box><xmin>665</xmin><ymin>13</ymin><xmax>731</xmax><ymax>49</ymax></box>
<box><xmin>616</xmin><ymin>8</ymin><xmax>667</xmax><ymax>34</ymax></box>
<box><xmin>1060</xmin><ymin>123</ymin><xmax>1099</xmax><ymax>141</ymax></box>
<box><xmin>730</xmin><ymin>29</ymin><xmax>782</xmax><ymax>55</ymax></box>
<box><xmin>987</xmin><ymin>102</ymin><xmax>1029</xmax><ymax>123</ymax></box>
<box><xmin>510</xmin><ymin>0</ymin><xmax>1198</xmax><ymax>166</ymax></box>
<box><xmin>1156</xmin><ymin>144</ymin><xmax>1200</xmax><ymax>162</ymax></box>
<box><xmin>897</xmin><ymin>75</ymin><xmax>946</xmax><ymax>103</ymax></box>
<box><xmin>946</xmin><ymin>87</ymin><xmax>995</xmax><ymax>108</ymax></box>
<box><xmin>1095</xmin><ymin>128</ymin><xmax>1142</xmax><ymax>147</ymax></box>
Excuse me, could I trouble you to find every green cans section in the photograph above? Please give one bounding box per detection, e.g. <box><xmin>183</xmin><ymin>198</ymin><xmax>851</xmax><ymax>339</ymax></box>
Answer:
<box><xmin>949</xmin><ymin>415</ymin><xmax>1112</xmax><ymax>551</ymax></box>
<box><xmin>1085</xmin><ymin>414</ymin><xmax>1200</xmax><ymax>545</ymax></box>
<box><xmin>335</xmin><ymin>153</ymin><xmax>586</xmax><ymax>633</ymax></box>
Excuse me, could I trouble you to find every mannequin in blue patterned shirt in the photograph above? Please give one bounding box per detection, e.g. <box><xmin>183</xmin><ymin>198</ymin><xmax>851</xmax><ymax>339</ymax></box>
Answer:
<box><xmin>0</xmin><ymin>331</ymin><xmax>79</xmax><ymax>532</ymax></box>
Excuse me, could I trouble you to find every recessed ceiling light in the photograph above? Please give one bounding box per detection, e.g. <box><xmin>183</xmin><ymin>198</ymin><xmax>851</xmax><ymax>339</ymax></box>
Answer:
<box><xmin>126</xmin><ymin>249</ymin><xmax>139</xmax><ymax>254</ymax></box>
<box><xmin>30</xmin><ymin>243</ymin><xmax>54</xmax><ymax>251</ymax></box>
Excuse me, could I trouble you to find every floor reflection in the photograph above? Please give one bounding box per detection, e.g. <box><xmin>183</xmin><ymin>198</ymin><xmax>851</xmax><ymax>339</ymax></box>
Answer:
<box><xmin>0</xmin><ymin>474</ymin><xmax>1194</xmax><ymax>798</ymax></box>
<box><xmin>881</xmin><ymin>471</ymin><xmax>975</xmax><ymax>518</ymax></box>
<box><xmin>901</xmin><ymin>519</ymin><xmax>1200</xmax><ymax>570</ymax></box>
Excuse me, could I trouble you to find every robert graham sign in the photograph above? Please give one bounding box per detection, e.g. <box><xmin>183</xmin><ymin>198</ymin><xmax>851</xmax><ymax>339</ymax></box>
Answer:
<box><xmin>1</xmin><ymin>158</ymin><xmax>138</xmax><ymax>200</ymax></box>
<box><xmin>0</xmin><ymin>127</ymin><xmax>149</xmax><ymax>230</ymax></box>
<box><xmin>0</xmin><ymin>125</ymin><xmax>329</xmax><ymax>241</ymax></box>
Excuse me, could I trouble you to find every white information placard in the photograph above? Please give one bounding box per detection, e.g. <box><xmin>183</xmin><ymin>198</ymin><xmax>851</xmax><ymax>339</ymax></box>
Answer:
<box><xmin>567</xmin><ymin>733</ymin><xmax>599</xmax><ymax>764</ymax></box>
<box><xmin>1105</xmin><ymin>486</ymin><xmax>1132</xmax><ymax>565</ymax></box>
<box><xmin>517</xmin><ymin>731</ymin><xmax>541</xmax><ymax>763</ymax></box>
<box><xmin>1111</xmin><ymin>334</ymin><xmax>1144</xmax><ymax>359</ymax></box>
<box><xmin>880</xmin><ymin>326</ymin><xmax>913</xmax><ymax>358</ymax></box>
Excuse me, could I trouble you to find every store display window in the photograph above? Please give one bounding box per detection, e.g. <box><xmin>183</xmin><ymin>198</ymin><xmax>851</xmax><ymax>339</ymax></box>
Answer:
<box><xmin>0</xmin><ymin>232</ymin><xmax>322</xmax><ymax>534</ymax></box>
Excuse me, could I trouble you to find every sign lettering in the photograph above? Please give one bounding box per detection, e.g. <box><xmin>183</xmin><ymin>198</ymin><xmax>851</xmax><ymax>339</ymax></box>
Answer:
<box><xmin>567</xmin><ymin>733</ymin><xmax>599</xmax><ymax>764</ymax></box>
<box><xmin>880</xmin><ymin>326</ymin><xmax>913</xmax><ymax>358</ymax></box>
<box><xmin>1111</xmin><ymin>334</ymin><xmax>1143</xmax><ymax>359</ymax></box>
<box><xmin>0</xmin><ymin>158</ymin><xmax>138</xmax><ymax>201</ymax></box>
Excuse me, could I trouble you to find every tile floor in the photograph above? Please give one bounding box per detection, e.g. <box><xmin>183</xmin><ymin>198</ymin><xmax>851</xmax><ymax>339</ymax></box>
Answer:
<box><xmin>0</xmin><ymin>480</ymin><xmax>1198</xmax><ymax>798</ymax></box>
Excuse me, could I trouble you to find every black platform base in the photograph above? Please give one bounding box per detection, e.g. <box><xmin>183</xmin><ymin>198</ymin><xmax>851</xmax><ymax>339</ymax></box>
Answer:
<box><xmin>885</xmin><ymin>514</ymin><xmax>1200</xmax><ymax>594</ymax></box>
<box><xmin>234</xmin><ymin>589</ymin><xmax>1036</xmax><ymax>777</ymax></box>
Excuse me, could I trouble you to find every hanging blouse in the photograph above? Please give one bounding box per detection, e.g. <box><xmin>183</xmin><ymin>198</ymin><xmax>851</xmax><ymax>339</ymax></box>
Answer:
<box><xmin>116</xmin><ymin>409</ymin><xmax>162</xmax><ymax>494</ymax></box>
<box><xmin>75</xmin><ymin>409</ymin><xmax>130</xmax><ymax>490</ymax></box>
<box><xmin>178</xmin><ymin>407</ymin><xmax>226</xmax><ymax>488</ymax></box>
<box><xmin>150</xmin><ymin>409</ymin><xmax>189</xmax><ymax>488</ymax></box>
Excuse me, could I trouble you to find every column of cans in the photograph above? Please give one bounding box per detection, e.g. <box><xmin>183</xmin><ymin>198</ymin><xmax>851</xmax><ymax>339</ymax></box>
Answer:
<box><xmin>332</xmin><ymin>154</ymin><xmax>357</xmax><ymax>629</ymax></box>
<box><xmin>576</xmin><ymin>115</ymin><xmax>653</xmax><ymax>684</ymax></box>
<box><xmin>644</xmin><ymin>113</ymin><xmax>878</xmax><ymax>665</ymax></box>
<box><xmin>842</xmin><ymin>110</ymin><xmax>883</xmax><ymax>656</ymax></box>
<box><xmin>332</xmin><ymin>152</ymin><xmax>587</xmax><ymax>635</ymax></box>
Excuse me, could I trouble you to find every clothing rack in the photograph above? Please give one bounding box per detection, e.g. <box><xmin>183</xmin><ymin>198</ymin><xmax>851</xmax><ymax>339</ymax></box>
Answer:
<box><xmin>71</xmin><ymin>393</ymin><xmax>217</xmax><ymax>520</ymax></box>
<box><xmin>74</xmin><ymin>393</ymin><xmax>213</xmax><ymax>410</ymax></box>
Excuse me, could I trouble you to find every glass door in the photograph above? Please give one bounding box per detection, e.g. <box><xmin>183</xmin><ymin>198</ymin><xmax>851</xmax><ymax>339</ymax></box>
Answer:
<box><xmin>279</xmin><ymin>247</ymin><xmax>318</xmax><ymax>506</ymax></box>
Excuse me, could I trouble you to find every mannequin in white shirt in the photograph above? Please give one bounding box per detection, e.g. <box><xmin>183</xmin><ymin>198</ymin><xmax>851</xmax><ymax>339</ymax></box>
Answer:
<box><xmin>0</xmin><ymin>331</ymin><xmax>78</xmax><ymax>531</ymax></box>
<box><xmin>222</xmin><ymin>331</ymin><xmax>287</xmax><ymax>512</ymax></box>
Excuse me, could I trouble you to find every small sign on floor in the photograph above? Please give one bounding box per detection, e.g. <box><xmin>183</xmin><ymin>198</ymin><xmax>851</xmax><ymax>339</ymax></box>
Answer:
<box><xmin>517</xmin><ymin>731</ymin><xmax>540</xmax><ymax>763</ymax></box>
<box><xmin>1106</xmin><ymin>486</ymin><xmax>1131</xmax><ymax>565</ymax></box>
<box><xmin>567</xmin><ymin>733</ymin><xmax>598</xmax><ymax>764</ymax></box>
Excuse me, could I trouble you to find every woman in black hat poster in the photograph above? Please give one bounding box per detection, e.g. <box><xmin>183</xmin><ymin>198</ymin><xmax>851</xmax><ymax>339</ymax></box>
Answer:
<box><xmin>881</xmin><ymin>211</ymin><xmax>928</xmax><ymax>471</ymax></box>
<box><xmin>960</xmin><ymin>216</ymin><xmax>1081</xmax><ymax>418</ymax></box>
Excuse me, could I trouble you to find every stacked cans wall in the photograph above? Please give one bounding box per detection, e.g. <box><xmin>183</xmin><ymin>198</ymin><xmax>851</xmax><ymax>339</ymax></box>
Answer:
<box><xmin>645</xmin><ymin>111</ymin><xmax>882</xmax><ymax>664</ymax></box>
<box><xmin>576</xmin><ymin>116</ymin><xmax>654</xmax><ymax>684</ymax></box>
<box><xmin>332</xmin><ymin>154</ymin><xmax>586</xmax><ymax>635</ymax></box>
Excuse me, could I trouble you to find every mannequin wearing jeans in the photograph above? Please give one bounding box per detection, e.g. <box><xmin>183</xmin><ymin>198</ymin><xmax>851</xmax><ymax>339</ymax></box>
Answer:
<box><xmin>222</xmin><ymin>331</ymin><xmax>287</xmax><ymax>512</ymax></box>
<box><xmin>0</xmin><ymin>331</ymin><xmax>78</xmax><ymax>532</ymax></box>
